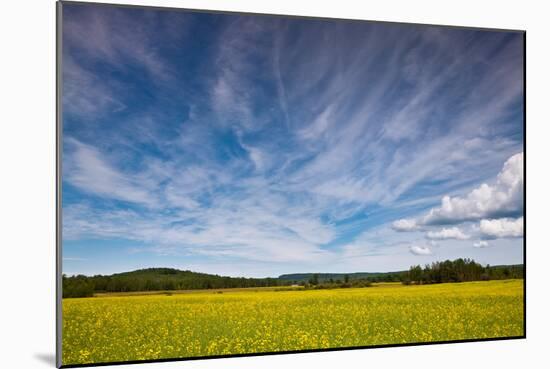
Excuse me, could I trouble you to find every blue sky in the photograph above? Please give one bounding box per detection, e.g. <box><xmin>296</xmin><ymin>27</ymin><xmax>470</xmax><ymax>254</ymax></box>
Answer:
<box><xmin>62</xmin><ymin>3</ymin><xmax>524</xmax><ymax>277</ymax></box>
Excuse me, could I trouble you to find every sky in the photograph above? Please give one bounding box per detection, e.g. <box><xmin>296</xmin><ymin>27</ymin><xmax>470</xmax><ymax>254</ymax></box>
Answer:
<box><xmin>61</xmin><ymin>3</ymin><xmax>524</xmax><ymax>277</ymax></box>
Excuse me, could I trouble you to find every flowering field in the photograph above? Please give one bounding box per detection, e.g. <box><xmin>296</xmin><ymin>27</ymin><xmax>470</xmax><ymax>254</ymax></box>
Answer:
<box><xmin>62</xmin><ymin>279</ymin><xmax>524</xmax><ymax>365</ymax></box>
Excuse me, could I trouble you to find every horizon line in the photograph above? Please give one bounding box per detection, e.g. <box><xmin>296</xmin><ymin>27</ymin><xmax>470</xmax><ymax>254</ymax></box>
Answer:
<box><xmin>62</xmin><ymin>261</ymin><xmax>525</xmax><ymax>279</ymax></box>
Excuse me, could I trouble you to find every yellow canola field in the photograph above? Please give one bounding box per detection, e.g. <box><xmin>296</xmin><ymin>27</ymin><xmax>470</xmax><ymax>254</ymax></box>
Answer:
<box><xmin>62</xmin><ymin>279</ymin><xmax>524</xmax><ymax>365</ymax></box>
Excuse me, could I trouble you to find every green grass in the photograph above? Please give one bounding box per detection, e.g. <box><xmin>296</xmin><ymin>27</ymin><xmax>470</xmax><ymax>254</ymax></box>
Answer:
<box><xmin>62</xmin><ymin>279</ymin><xmax>524</xmax><ymax>365</ymax></box>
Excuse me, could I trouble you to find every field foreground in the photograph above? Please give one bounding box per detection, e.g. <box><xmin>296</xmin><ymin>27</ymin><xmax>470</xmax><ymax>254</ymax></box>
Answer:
<box><xmin>62</xmin><ymin>279</ymin><xmax>524</xmax><ymax>365</ymax></box>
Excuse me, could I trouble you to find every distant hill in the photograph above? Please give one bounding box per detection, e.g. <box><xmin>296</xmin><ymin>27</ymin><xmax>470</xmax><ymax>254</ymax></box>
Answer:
<box><xmin>278</xmin><ymin>264</ymin><xmax>524</xmax><ymax>284</ymax></box>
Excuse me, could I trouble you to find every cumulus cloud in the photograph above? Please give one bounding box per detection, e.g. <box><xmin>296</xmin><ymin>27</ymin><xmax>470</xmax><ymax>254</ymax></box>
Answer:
<box><xmin>391</xmin><ymin>219</ymin><xmax>419</xmax><ymax>232</ymax></box>
<box><xmin>473</xmin><ymin>240</ymin><xmax>489</xmax><ymax>248</ymax></box>
<box><xmin>479</xmin><ymin>217</ymin><xmax>523</xmax><ymax>239</ymax></box>
<box><xmin>409</xmin><ymin>245</ymin><xmax>433</xmax><ymax>255</ymax></box>
<box><xmin>391</xmin><ymin>152</ymin><xmax>524</xmax><ymax>241</ymax></box>
<box><xmin>426</xmin><ymin>227</ymin><xmax>470</xmax><ymax>240</ymax></box>
<box><xmin>421</xmin><ymin>152</ymin><xmax>523</xmax><ymax>225</ymax></box>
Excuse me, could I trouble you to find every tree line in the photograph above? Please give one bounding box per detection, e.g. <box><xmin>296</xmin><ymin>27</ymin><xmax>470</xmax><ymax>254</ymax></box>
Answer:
<box><xmin>403</xmin><ymin>258</ymin><xmax>524</xmax><ymax>285</ymax></box>
<box><xmin>301</xmin><ymin>273</ymin><xmax>373</xmax><ymax>289</ymax></box>
<box><xmin>62</xmin><ymin>260</ymin><xmax>524</xmax><ymax>298</ymax></box>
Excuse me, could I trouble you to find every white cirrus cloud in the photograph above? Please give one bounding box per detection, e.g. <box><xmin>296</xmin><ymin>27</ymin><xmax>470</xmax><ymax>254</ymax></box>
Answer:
<box><xmin>409</xmin><ymin>245</ymin><xmax>433</xmax><ymax>256</ymax></box>
<box><xmin>479</xmin><ymin>217</ymin><xmax>523</xmax><ymax>239</ymax></box>
<box><xmin>391</xmin><ymin>219</ymin><xmax>419</xmax><ymax>232</ymax></box>
<box><xmin>473</xmin><ymin>240</ymin><xmax>490</xmax><ymax>248</ymax></box>
<box><xmin>64</xmin><ymin>138</ymin><xmax>158</xmax><ymax>207</ymax></box>
<box><xmin>426</xmin><ymin>227</ymin><xmax>470</xmax><ymax>240</ymax></box>
<box><xmin>62</xmin><ymin>257</ymin><xmax>87</xmax><ymax>261</ymax></box>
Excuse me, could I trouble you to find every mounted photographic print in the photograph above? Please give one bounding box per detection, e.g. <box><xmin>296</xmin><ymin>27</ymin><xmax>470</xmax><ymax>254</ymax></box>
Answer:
<box><xmin>57</xmin><ymin>1</ymin><xmax>525</xmax><ymax>367</ymax></box>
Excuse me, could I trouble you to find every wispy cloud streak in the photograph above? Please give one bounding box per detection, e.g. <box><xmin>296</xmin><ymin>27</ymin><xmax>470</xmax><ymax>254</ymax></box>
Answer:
<box><xmin>62</xmin><ymin>4</ymin><xmax>524</xmax><ymax>274</ymax></box>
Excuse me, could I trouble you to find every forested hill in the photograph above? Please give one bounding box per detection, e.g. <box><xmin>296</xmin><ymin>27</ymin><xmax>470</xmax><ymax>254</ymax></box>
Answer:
<box><xmin>62</xmin><ymin>268</ymin><xmax>280</xmax><ymax>298</ymax></box>
<box><xmin>63</xmin><ymin>262</ymin><xmax>524</xmax><ymax>298</ymax></box>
